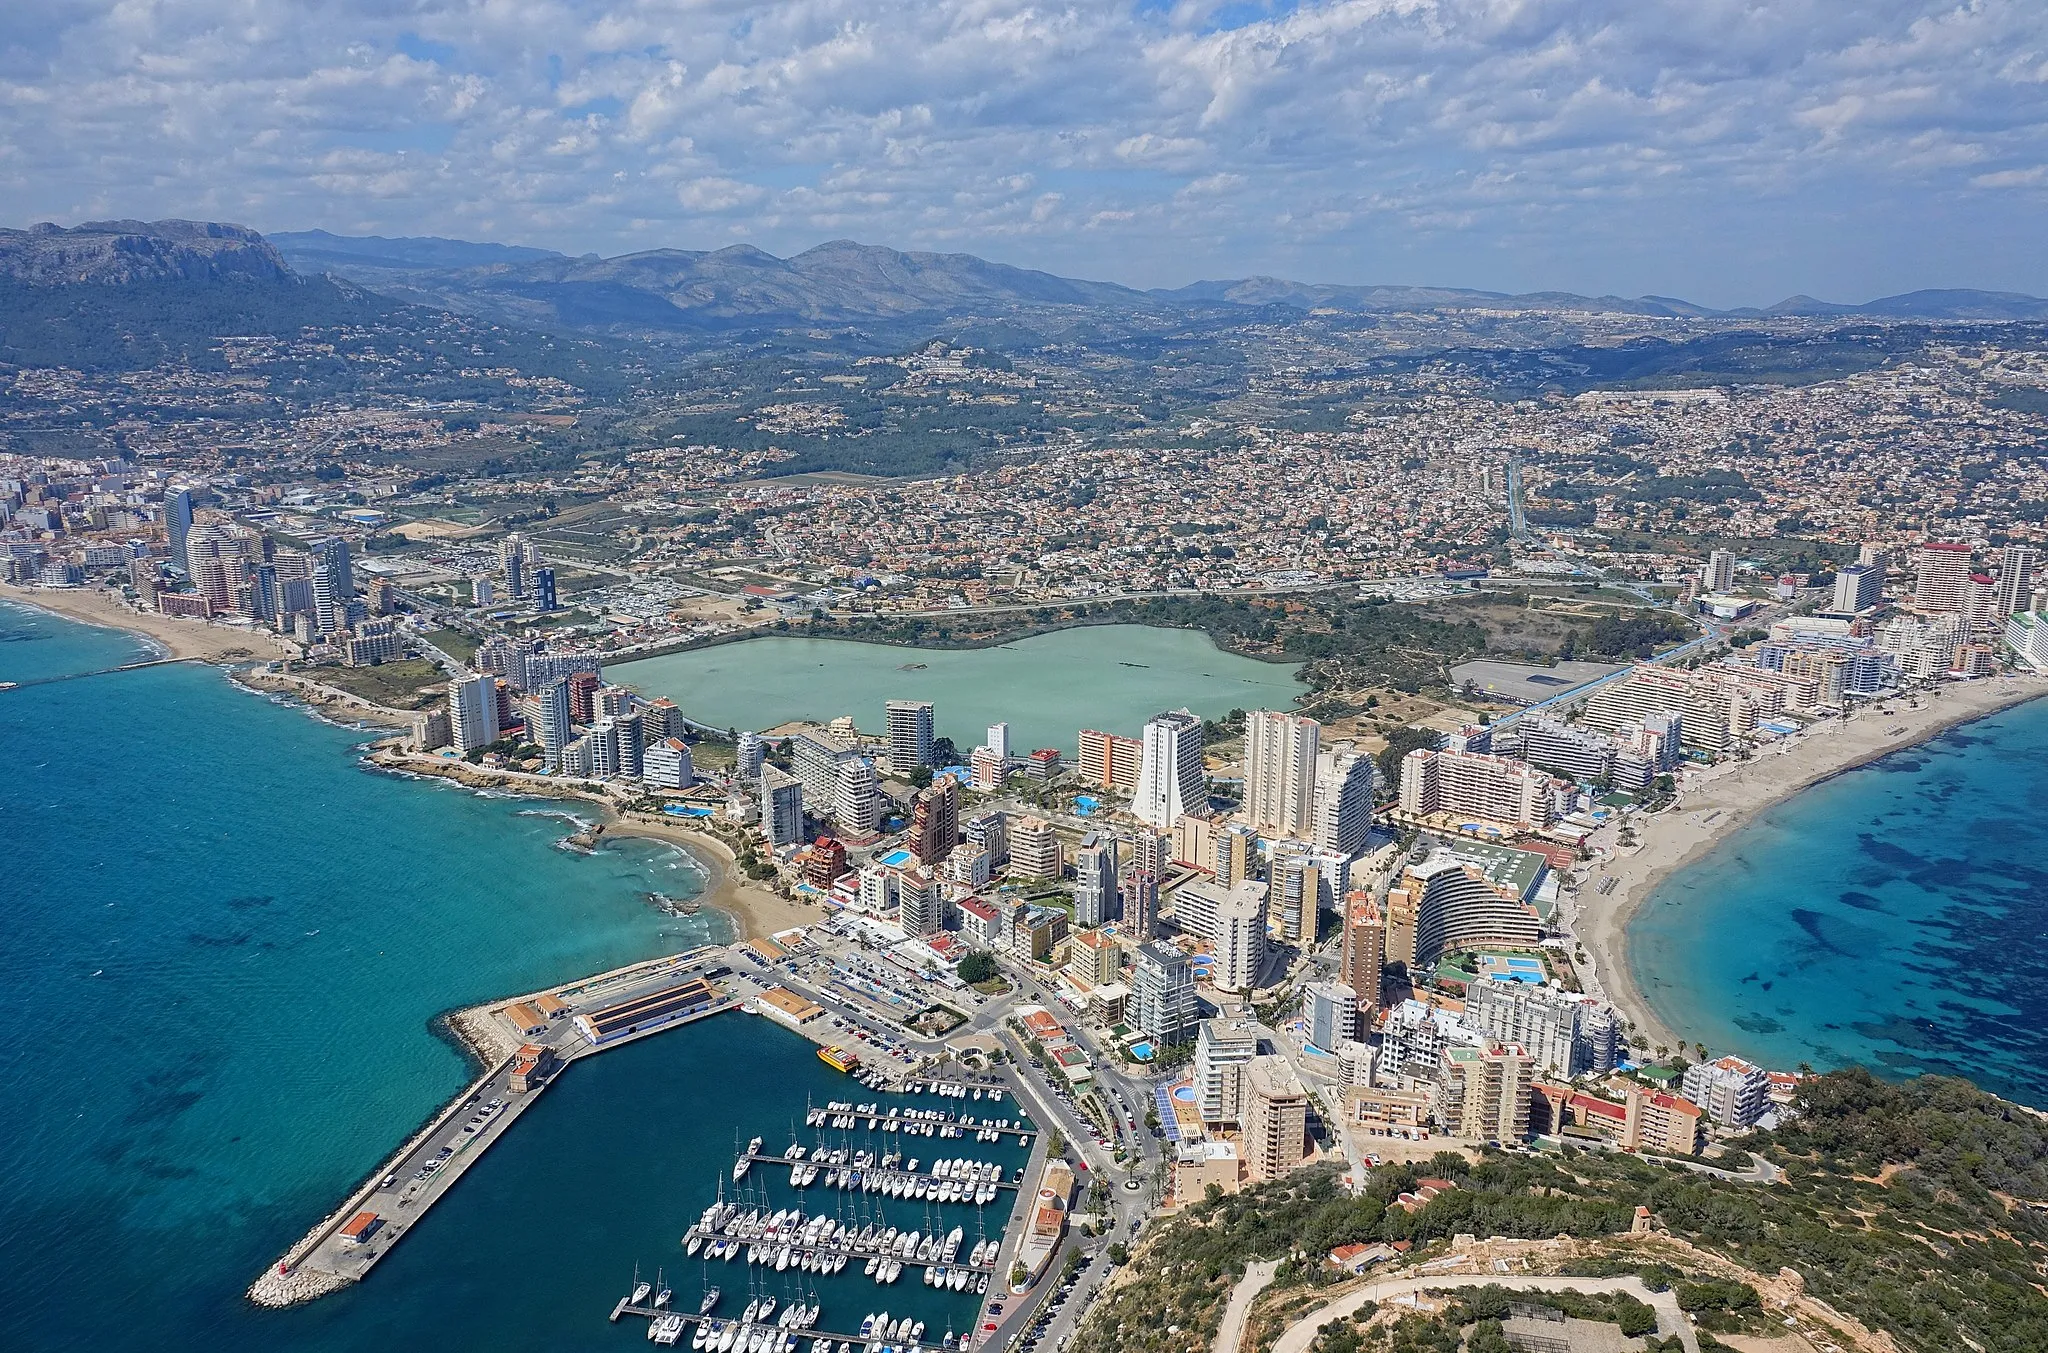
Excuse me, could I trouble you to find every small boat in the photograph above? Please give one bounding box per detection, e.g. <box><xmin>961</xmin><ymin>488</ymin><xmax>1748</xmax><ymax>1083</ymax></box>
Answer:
<box><xmin>701</xmin><ymin>1288</ymin><xmax>722</xmax><ymax>1314</ymax></box>
<box><xmin>656</xmin><ymin>1286</ymin><xmax>674</xmax><ymax>1309</ymax></box>
<box><xmin>634</xmin><ymin>1281</ymin><xmax>654</xmax><ymax>1305</ymax></box>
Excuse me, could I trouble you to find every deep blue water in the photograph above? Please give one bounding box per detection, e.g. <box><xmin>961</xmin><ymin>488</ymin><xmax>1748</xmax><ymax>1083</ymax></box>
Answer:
<box><xmin>0</xmin><ymin>602</ymin><xmax>1023</xmax><ymax>1351</ymax></box>
<box><xmin>1631</xmin><ymin>694</ymin><xmax>2048</xmax><ymax>1108</ymax></box>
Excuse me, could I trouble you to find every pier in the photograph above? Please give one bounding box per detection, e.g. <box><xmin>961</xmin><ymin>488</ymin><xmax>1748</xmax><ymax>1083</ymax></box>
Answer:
<box><xmin>746</xmin><ymin>1154</ymin><xmax>1023</xmax><ymax>1197</ymax></box>
<box><xmin>249</xmin><ymin>946</ymin><xmax>738</xmax><ymax>1305</ymax></box>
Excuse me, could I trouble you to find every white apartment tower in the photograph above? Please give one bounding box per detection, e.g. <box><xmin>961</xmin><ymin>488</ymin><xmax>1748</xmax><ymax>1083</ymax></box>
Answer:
<box><xmin>1999</xmin><ymin>545</ymin><xmax>2040</xmax><ymax>617</ymax></box>
<box><xmin>1705</xmin><ymin>548</ymin><xmax>1736</xmax><ymax>594</ymax></box>
<box><xmin>1243</xmin><ymin>710</ymin><xmax>1319</xmax><ymax>839</ymax></box>
<box><xmin>1131</xmin><ymin>709</ymin><xmax>1206</xmax><ymax>830</ymax></box>
<box><xmin>1312</xmin><ymin>747</ymin><xmax>1376</xmax><ymax>855</ymax></box>
<box><xmin>1915</xmin><ymin>542</ymin><xmax>1974</xmax><ymax>613</ymax></box>
<box><xmin>885</xmin><ymin>699</ymin><xmax>936</xmax><ymax>775</ymax></box>
<box><xmin>449</xmin><ymin>672</ymin><xmax>500</xmax><ymax>754</ymax></box>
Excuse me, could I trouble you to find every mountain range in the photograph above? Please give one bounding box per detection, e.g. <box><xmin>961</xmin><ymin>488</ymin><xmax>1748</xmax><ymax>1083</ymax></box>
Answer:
<box><xmin>5</xmin><ymin>218</ymin><xmax>2048</xmax><ymax>342</ymax></box>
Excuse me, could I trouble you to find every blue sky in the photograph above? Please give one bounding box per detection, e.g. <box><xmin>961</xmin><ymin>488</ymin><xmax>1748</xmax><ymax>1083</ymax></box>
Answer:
<box><xmin>3</xmin><ymin>0</ymin><xmax>2046</xmax><ymax>307</ymax></box>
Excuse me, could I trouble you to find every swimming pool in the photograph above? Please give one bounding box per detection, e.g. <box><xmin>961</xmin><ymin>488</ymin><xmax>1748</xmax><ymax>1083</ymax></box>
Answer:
<box><xmin>1128</xmin><ymin>1041</ymin><xmax>1154</xmax><ymax>1061</ymax></box>
<box><xmin>1171</xmin><ymin>1085</ymin><xmax>1196</xmax><ymax>1103</ymax></box>
<box><xmin>1073</xmin><ymin>795</ymin><xmax>1100</xmax><ymax>816</ymax></box>
<box><xmin>878</xmin><ymin>848</ymin><xmax>913</xmax><ymax>866</ymax></box>
<box><xmin>662</xmin><ymin>805</ymin><xmax>714</xmax><ymax>818</ymax></box>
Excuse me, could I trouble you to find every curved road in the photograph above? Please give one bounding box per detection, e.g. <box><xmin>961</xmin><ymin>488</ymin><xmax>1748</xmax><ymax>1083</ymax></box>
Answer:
<box><xmin>1268</xmin><ymin>1273</ymin><xmax>1697</xmax><ymax>1353</ymax></box>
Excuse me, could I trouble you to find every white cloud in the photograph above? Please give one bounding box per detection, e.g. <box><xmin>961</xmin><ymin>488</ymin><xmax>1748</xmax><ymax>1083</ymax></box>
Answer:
<box><xmin>0</xmin><ymin>0</ymin><xmax>2044</xmax><ymax>301</ymax></box>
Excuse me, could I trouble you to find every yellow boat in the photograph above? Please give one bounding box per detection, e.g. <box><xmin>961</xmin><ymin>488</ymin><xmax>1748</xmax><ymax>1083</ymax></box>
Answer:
<box><xmin>817</xmin><ymin>1046</ymin><xmax>860</xmax><ymax>1073</ymax></box>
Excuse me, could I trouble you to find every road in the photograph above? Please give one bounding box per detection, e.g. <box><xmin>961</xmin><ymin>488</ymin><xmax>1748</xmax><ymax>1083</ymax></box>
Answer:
<box><xmin>1267</xmin><ymin>1273</ymin><xmax>1698</xmax><ymax>1353</ymax></box>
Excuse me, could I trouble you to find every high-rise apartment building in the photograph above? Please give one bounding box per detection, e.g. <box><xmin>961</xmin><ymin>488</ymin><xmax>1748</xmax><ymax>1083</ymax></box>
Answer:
<box><xmin>1303</xmin><ymin>982</ymin><xmax>1358</xmax><ymax>1053</ymax></box>
<box><xmin>1397</xmin><ymin>747</ymin><xmax>1559</xmax><ymax>831</ymax></box>
<box><xmin>450</xmin><ymin>672</ymin><xmax>500</xmax><ymax>754</ymax></box>
<box><xmin>792</xmin><ymin>729</ymin><xmax>860</xmax><ymax>808</ymax></box>
<box><xmin>735</xmin><ymin>730</ymin><xmax>764</xmax><ymax>777</ymax></box>
<box><xmin>1517</xmin><ymin>715</ymin><xmax>1617</xmax><ymax>783</ymax></box>
<box><xmin>644</xmin><ymin>738</ymin><xmax>695</xmax><ymax>789</ymax></box>
<box><xmin>1383</xmin><ymin>840</ymin><xmax>1546</xmax><ymax>969</ymax></box>
<box><xmin>1241</xmin><ymin>1056</ymin><xmax>1310</xmax><ymax>1181</ymax></box>
<box><xmin>1436</xmin><ymin>1042</ymin><xmax>1533</xmax><ymax>1143</ymax></box>
<box><xmin>1998</xmin><ymin>545</ymin><xmax>2040</xmax><ymax>617</ymax></box>
<box><xmin>833</xmin><ymin>758</ymin><xmax>880</xmax><ymax>835</ymax></box>
<box><xmin>1212</xmin><ymin>886</ymin><xmax>1267</xmax><ymax>993</ymax></box>
<box><xmin>534</xmin><ymin>566</ymin><xmax>557</xmax><ymax>612</ymax></box>
<box><xmin>1127</xmin><ymin>829</ymin><xmax>1170</xmax><ymax>878</ymax></box>
<box><xmin>969</xmin><ymin>743</ymin><xmax>1005</xmax><ymax>792</ymax></box>
<box><xmin>500</xmin><ymin>533</ymin><xmax>529</xmax><ymax>600</ymax></box>
<box><xmin>1680</xmin><ymin>1054</ymin><xmax>1770</xmax><ymax>1128</ymax></box>
<box><xmin>535</xmin><ymin>679</ymin><xmax>574</xmax><ymax>772</ymax></box>
<box><xmin>1243</xmin><ymin>710</ymin><xmax>1319</xmax><ymax>839</ymax></box>
<box><xmin>1264</xmin><ymin>842</ymin><xmax>1328</xmax><ymax>946</ymax></box>
<box><xmin>985</xmin><ymin>722</ymin><xmax>1011</xmax><ymax>761</ymax></box>
<box><xmin>885</xmin><ymin>699</ymin><xmax>935</xmax><ymax>775</ymax></box>
<box><xmin>1008</xmin><ymin>816</ymin><xmax>1063</xmax><ymax>880</ymax></box>
<box><xmin>1193</xmin><ymin>1018</ymin><xmax>1258</xmax><ymax>1122</ymax></box>
<box><xmin>1340</xmin><ymin>892</ymin><xmax>1385</xmax><ymax>1027</ymax></box>
<box><xmin>897</xmin><ymin>867</ymin><xmax>943</xmax><ymax>936</ymax></box>
<box><xmin>309</xmin><ymin>537</ymin><xmax>354</xmax><ymax>635</ymax></box>
<box><xmin>165</xmin><ymin>487</ymin><xmax>194</xmax><ymax>575</ymax></box>
<box><xmin>1131</xmin><ymin>942</ymin><xmax>1196</xmax><ymax>1047</ymax></box>
<box><xmin>1071</xmin><ymin>833</ymin><xmax>1119</xmax><ymax>927</ymax></box>
<box><xmin>1311</xmin><ymin>748</ymin><xmax>1375</xmax><ymax>855</ymax></box>
<box><xmin>909</xmin><ymin>775</ymin><xmax>959</xmax><ymax>864</ymax></box>
<box><xmin>1076</xmin><ymin>728</ymin><xmax>1143</xmax><ymax>794</ymax></box>
<box><xmin>1704</xmin><ymin>548</ymin><xmax>1736</xmax><ymax>594</ymax></box>
<box><xmin>1830</xmin><ymin>562</ymin><xmax>1884</xmax><ymax>615</ymax></box>
<box><xmin>964</xmin><ymin>810</ymin><xmax>1008</xmax><ymax>867</ymax></box>
<box><xmin>1131</xmin><ymin>709</ymin><xmax>1206</xmax><ymax>830</ymax></box>
<box><xmin>1463</xmin><ymin>978</ymin><xmax>1587</xmax><ymax>1078</ymax></box>
<box><xmin>761</xmin><ymin>766</ymin><xmax>805</xmax><ymax>847</ymax></box>
<box><xmin>1124</xmin><ymin>870</ymin><xmax>1160</xmax><ymax>941</ymax></box>
<box><xmin>1914</xmin><ymin>541</ymin><xmax>1974</xmax><ymax>612</ymax></box>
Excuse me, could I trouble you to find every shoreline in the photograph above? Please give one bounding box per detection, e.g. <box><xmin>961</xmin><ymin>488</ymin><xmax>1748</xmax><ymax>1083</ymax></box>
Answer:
<box><xmin>0</xmin><ymin>579</ymin><xmax>292</xmax><ymax>664</ymax></box>
<box><xmin>363</xmin><ymin>746</ymin><xmax>816</xmax><ymax>942</ymax></box>
<box><xmin>1574</xmin><ymin>674</ymin><xmax>2048</xmax><ymax>1055</ymax></box>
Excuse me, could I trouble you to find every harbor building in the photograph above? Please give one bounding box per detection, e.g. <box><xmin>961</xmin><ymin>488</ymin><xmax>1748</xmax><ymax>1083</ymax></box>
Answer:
<box><xmin>573</xmin><ymin>975</ymin><xmax>720</xmax><ymax>1046</ymax></box>
<box><xmin>1131</xmin><ymin>709</ymin><xmax>1206</xmax><ymax>830</ymax></box>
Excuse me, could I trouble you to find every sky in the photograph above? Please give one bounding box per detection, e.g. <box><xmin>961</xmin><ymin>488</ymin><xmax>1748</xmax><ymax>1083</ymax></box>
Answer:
<box><xmin>3</xmin><ymin>0</ymin><xmax>2046</xmax><ymax>307</ymax></box>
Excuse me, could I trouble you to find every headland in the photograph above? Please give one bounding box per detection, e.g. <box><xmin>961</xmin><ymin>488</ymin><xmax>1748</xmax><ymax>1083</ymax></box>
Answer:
<box><xmin>1578</xmin><ymin>674</ymin><xmax>2048</xmax><ymax>1052</ymax></box>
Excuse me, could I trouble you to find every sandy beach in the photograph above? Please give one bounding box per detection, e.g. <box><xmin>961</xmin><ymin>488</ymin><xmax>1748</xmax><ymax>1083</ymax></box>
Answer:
<box><xmin>365</xmin><ymin>746</ymin><xmax>815</xmax><ymax>941</ymax></box>
<box><xmin>1571</xmin><ymin>674</ymin><xmax>2048</xmax><ymax>1053</ymax></box>
<box><xmin>0</xmin><ymin>580</ymin><xmax>292</xmax><ymax>664</ymax></box>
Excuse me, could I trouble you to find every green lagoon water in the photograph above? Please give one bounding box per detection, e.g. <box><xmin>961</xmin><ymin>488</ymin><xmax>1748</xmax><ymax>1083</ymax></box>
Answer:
<box><xmin>611</xmin><ymin>624</ymin><xmax>1305</xmax><ymax>754</ymax></box>
<box><xmin>0</xmin><ymin>600</ymin><xmax>1024</xmax><ymax>1352</ymax></box>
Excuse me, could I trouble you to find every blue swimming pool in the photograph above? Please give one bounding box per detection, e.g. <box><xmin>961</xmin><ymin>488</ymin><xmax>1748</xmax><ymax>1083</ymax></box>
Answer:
<box><xmin>878</xmin><ymin>848</ymin><xmax>913</xmax><ymax>866</ymax></box>
<box><xmin>1128</xmin><ymin>1041</ymin><xmax>1154</xmax><ymax>1061</ymax></box>
<box><xmin>662</xmin><ymin>805</ymin><xmax>714</xmax><ymax>817</ymax></box>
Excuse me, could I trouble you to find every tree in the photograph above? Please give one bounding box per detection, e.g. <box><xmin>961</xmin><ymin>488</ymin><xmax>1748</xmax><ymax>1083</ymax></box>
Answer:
<box><xmin>957</xmin><ymin>951</ymin><xmax>999</xmax><ymax>985</ymax></box>
<box><xmin>1376</xmin><ymin>724</ymin><xmax>1442</xmax><ymax>786</ymax></box>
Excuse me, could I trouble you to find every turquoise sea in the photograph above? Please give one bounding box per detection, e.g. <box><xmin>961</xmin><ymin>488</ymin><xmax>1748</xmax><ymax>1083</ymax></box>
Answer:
<box><xmin>0</xmin><ymin>602</ymin><xmax>1023</xmax><ymax>1352</ymax></box>
<box><xmin>1630</xmin><ymin>693</ymin><xmax>2048</xmax><ymax>1108</ymax></box>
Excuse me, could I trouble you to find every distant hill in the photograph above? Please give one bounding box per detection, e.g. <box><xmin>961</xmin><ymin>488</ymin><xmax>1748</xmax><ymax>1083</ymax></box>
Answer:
<box><xmin>8</xmin><ymin>218</ymin><xmax>2047</xmax><ymax>357</ymax></box>
<box><xmin>281</xmin><ymin>235</ymin><xmax>1172</xmax><ymax>335</ymax></box>
<box><xmin>269</xmin><ymin>229</ymin><xmax>569</xmax><ymax>274</ymax></box>
<box><xmin>0</xmin><ymin>219</ymin><xmax>295</xmax><ymax>286</ymax></box>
